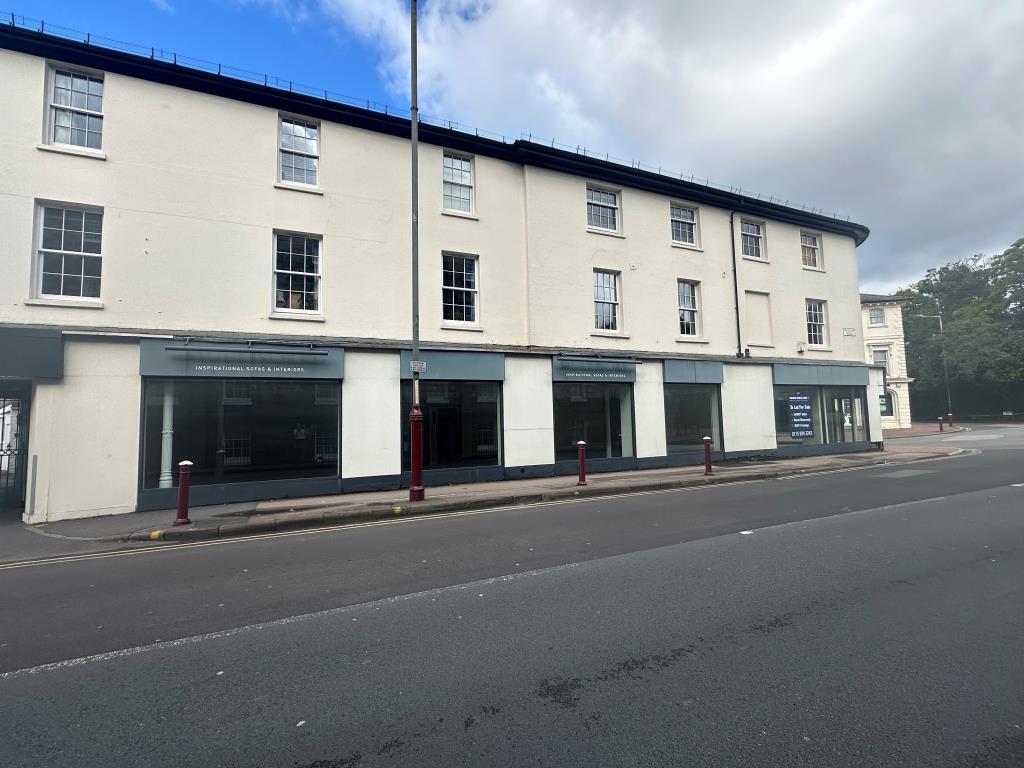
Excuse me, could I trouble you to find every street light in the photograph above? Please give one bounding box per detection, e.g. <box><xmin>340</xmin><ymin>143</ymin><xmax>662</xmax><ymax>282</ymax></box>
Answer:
<box><xmin>408</xmin><ymin>0</ymin><xmax>424</xmax><ymax>502</ymax></box>
<box><xmin>915</xmin><ymin>313</ymin><xmax>953</xmax><ymax>418</ymax></box>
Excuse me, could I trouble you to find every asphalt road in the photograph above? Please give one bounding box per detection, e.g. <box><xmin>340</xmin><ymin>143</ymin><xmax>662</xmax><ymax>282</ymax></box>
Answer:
<box><xmin>0</xmin><ymin>424</ymin><xmax>1022</xmax><ymax>766</ymax></box>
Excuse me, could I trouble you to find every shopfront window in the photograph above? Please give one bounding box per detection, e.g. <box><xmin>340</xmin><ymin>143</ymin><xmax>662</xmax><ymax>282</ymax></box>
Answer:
<box><xmin>142</xmin><ymin>379</ymin><xmax>340</xmax><ymax>488</ymax></box>
<box><xmin>401</xmin><ymin>381</ymin><xmax>501</xmax><ymax>470</ymax></box>
<box><xmin>553</xmin><ymin>382</ymin><xmax>634</xmax><ymax>461</ymax></box>
<box><xmin>880</xmin><ymin>390</ymin><xmax>895</xmax><ymax>417</ymax></box>
<box><xmin>664</xmin><ymin>384</ymin><xmax>720</xmax><ymax>453</ymax></box>
<box><xmin>774</xmin><ymin>385</ymin><xmax>866</xmax><ymax>446</ymax></box>
<box><xmin>822</xmin><ymin>386</ymin><xmax>866</xmax><ymax>443</ymax></box>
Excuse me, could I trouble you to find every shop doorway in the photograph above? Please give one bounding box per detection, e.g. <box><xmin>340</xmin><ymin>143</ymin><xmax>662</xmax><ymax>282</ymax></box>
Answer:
<box><xmin>825</xmin><ymin>391</ymin><xmax>865</xmax><ymax>443</ymax></box>
<box><xmin>0</xmin><ymin>395</ymin><xmax>28</xmax><ymax>514</ymax></box>
<box><xmin>400</xmin><ymin>381</ymin><xmax>502</xmax><ymax>471</ymax></box>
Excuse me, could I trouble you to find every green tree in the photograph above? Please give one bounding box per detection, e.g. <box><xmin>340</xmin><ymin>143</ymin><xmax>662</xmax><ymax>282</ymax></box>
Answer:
<box><xmin>989</xmin><ymin>237</ymin><xmax>1024</xmax><ymax>320</ymax></box>
<box><xmin>901</xmin><ymin>243</ymin><xmax>1024</xmax><ymax>418</ymax></box>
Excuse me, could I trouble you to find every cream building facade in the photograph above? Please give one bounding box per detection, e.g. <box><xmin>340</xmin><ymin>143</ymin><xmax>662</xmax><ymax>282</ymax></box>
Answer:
<box><xmin>0</xmin><ymin>26</ymin><xmax>882</xmax><ymax>522</ymax></box>
<box><xmin>860</xmin><ymin>294</ymin><xmax>914</xmax><ymax>429</ymax></box>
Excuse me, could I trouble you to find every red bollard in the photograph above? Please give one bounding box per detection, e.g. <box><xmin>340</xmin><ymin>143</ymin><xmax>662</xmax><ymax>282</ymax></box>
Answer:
<box><xmin>174</xmin><ymin>460</ymin><xmax>193</xmax><ymax>525</ymax></box>
<box><xmin>576</xmin><ymin>440</ymin><xmax>587</xmax><ymax>486</ymax></box>
<box><xmin>938</xmin><ymin>417</ymin><xmax>944</xmax><ymax>432</ymax></box>
<box><xmin>409</xmin><ymin>405</ymin><xmax>425</xmax><ymax>501</ymax></box>
<box><xmin>703</xmin><ymin>436</ymin><xmax>713</xmax><ymax>476</ymax></box>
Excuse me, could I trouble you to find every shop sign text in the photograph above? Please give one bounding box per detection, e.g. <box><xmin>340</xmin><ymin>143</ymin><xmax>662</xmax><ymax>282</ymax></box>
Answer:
<box><xmin>788</xmin><ymin>394</ymin><xmax>815</xmax><ymax>438</ymax></box>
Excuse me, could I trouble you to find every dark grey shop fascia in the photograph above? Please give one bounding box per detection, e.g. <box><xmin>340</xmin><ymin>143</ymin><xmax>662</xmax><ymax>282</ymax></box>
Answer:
<box><xmin>0</xmin><ymin>326</ymin><xmax>63</xmax><ymax>379</ymax></box>
<box><xmin>772</xmin><ymin>363</ymin><xmax>869</xmax><ymax>386</ymax></box>
<box><xmin>399</xmin><ymin>349</ymin><xmax>505</xmax><ymax>380</ymax></box>
<box><xmin>552</xmin><ymin>356</ymin><xmax>640</xmax><ymax>382</ymax></box>
<box><xmin>139</xmin><ymin>339</ymin><xmax>344</xmax><ymax>379</ymax></box>
<box><xmin>663</xmin><ymin>359</ymin><xmax>723</xmax><ymax>384</ymax></box>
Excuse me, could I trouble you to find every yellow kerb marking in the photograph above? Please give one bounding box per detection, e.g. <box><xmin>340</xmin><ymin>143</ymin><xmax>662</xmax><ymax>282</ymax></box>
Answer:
<box><xmin>149</xmin><ymin>530</ymin><xmax>162</xmax><ymax>540</ymax></box>
<box><xmin>392</xmin><ymin>505</ymin><xmax>403</xmax><ymax>514</ymax></box>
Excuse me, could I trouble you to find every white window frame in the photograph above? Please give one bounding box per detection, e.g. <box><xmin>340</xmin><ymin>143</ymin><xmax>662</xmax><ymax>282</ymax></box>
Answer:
<box><xmin>800</xmin><ymin>231</ymin><xmax>823</xmax><ymax>270</ymax></box>
<box><xmin>870</xmin><ymin>346</ymin><xmax>891</xmax><ymax>375</ymax></box>
<box><xmin>677</xmin><ymin>280</ymin><xmax>701</xmax><ymax>337</ymax></box>
<box><xmin>587</xmin><ymin>185</ymin><xmax>621</xmax><ymax>234</ymax></box>
<box><xmin>805</xmin><ymin>298</ymin><xmax>829</xmax><ymax>347</ymax></box>
<box><xmin>278</xmin><ymin>115</ymin><xmax>320</xmax><ymax>188</ymax></box>
<box><xmin>867</xmin><ymin>306</ymin><xmax>886</xmax><ymax>326</ymax></box>
<box><xmin>46</xmin><ymin>64</ymin><xmax>104</xmax><ymax>151</ymax></box>
<box><xmin>740</xmin><ymin>219</ymin><xmax>766</xmax><ymax>261</ymax></box>
<box><xmin>670</xmin><ymin>203</ymin><xmax>700</xmax><ymax>248</ymax></box>
<box><xmin>272</xmin><ymin>231</ymin><xmax>323</xmax><ymax>315</ymax></box>
<box><xmin>880</xmin><ymin>389</ymin><xmax>896</xmax><ymax>417</ymax></box>
<box><xmin>441</xmin><ymin>251</ymin><xmax>480</xmax><ymax>325</ymax></box>
<box><xmin>34</xmin><ymin>200</ymin><xmax>104</xmax><ymax>303</ymax></box>
<box><xmin>593</xmin><ymin>269</ymin><xmax>621</xmax><ymax>331</ymax></box>
<box><xmin>442</xmin><ymin>151</ymin><xmax>474</xmax><ymax>215</ymax></box>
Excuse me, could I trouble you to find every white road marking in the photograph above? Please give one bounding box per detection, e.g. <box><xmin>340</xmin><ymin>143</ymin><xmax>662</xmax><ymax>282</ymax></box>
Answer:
<box><xmin>739</xmin><ymin>531</ymin><xmax>753</xmax><ymax>535</ymax></box>
<box><xmin>0</xmin><ymin>561</ymin><xmax>581</xmax><ymax>682</ymax></box>
<box><xmin>1</xmin><ymin>480</ymin><xmax>1000</xmax><ymax>683</ymax></box>
<box><xmin>942</xmin><ymin>435</ymin><xmax>1004</xmax><ymax>441</ymax></box>
<box><xmin>728</xmin><ymin>495</ymin><xmax>949</xmax><ymax>537</ymax></box>
<box><xmin>0</xmin><ymin>449</ymin><xmax>976</xmax><ymax>573</ymax></box>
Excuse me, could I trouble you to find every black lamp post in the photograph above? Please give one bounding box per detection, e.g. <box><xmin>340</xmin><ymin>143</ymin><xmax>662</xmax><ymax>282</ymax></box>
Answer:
<box><xmin>916</xmin><ymin>313</ymin><xmax>953</xmax><ymax>418</ymax></box>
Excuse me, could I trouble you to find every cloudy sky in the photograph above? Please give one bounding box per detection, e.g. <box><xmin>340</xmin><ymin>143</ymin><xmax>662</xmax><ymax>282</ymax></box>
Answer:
<box><xmin>31</xmin><ymin>0</ymin><xmax>1024</xmax><ymax>292</ymax></box>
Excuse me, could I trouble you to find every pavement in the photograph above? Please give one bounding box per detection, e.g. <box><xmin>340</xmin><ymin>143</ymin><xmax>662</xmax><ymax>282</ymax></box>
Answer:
<box><xmin>17</xmin><ymin>441</ymin><xmax>961</xmax><ymax>550</ymax></box>
<box><xmin>882</xmin><ymin>421</ymin><xmax>965</xmax><ymax>438</ymax></box>
<box><xmin>0</xmin><ymin>423</ymin><xmax>1021</xmax><ymax>767</ymax></box>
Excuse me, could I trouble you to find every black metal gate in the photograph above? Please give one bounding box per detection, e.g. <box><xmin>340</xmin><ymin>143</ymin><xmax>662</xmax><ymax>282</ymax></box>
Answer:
<box><xmin>0</xmin><ymin>398</ymin><xmax>26</xmax><ymax>510</ymax></box>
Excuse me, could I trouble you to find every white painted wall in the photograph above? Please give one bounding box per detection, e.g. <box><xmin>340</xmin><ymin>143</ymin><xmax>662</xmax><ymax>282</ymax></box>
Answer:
<box><xmin>522</xmin><ymin>166</ymin><xmax>741</xmax><ymax>356</ymax></box>
<box><xmin>0</xmin><ymin>45</ymin><xmax>882</xmax><ymax>522</ymax></box>
<box><xmin>341</xmin><ymin>351</ymin><xmax>401</xmax><ymax>479</ymax></box>
<box><xmin>720</xmin><ymin>364</ymin><xmax>777</xmax><ymax>452</ymax></box>
<box><xmin>736</xmin><ymin>222</ymin><xmax>864</xmax><ymax>362</ymax></box>
<box><xmin>862</xmin><ymin>302</ymin><xmax>913</xmax><ymax>428</ymax></box>
<box><xmin>0</xmin><ymin>50</ymin><xmax>528</xmax><ymax>348</ymax></box>
<box><xmin>0</xmin><ymin>47</ymin><xmax>867</xmax><ymax>368</ymax></box>
<box><xmin>25</xmin><ymin>338</ymin><xmax>140</xmax><ymax>522</ymax></box>
<box><xmin>521</xmin><ymin>164</ymin><xmax>865</xmax><ymax>362</ymax></box>
<box><xmin>866</xmin><ymin>367</ymin><xmax>885</xmax><ymax>442</ymax></box>
<box><xmin>744</xmin><ymin>291</ymin><xmax>773</xmax><ymax>348</ymax></box>
<box><xmin>501</xmin><ymin>355</ymin><xmax>554</xmax><ymax>467</ymax></box>
<box><xmin>634</xmin><ymin>360</ymin><xmax>667</xmax><ymax>458</ymax></box>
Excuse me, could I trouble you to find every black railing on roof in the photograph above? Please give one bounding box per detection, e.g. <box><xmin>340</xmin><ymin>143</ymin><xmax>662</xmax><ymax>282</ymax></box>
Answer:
<box><xmin>4</xmin><ymin>10</ymin><xmax>854</xmax><ymax>222</ymax></box>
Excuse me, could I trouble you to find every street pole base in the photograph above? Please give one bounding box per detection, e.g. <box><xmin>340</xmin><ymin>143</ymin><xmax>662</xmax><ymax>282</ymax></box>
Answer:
<box><xmin>173</xmin><ymin>518</ymin><xmax>191</xmax><ymax>526</ymax></box>
<box><xmin>409</xmin><ymin>486</ymin><xmax>425</xmax><ymax>502</ymax></box>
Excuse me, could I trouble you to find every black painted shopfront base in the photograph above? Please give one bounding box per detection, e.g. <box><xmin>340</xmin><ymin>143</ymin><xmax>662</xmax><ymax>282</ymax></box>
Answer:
<box><xmin>135</xmin><ymin>443</ymin><xmax>880</xmax><ymax>512</ymax></box>
<box><xmin>137</xmin><ymin>476</ymin><xmax>344</xmax><ymax>512</ymax></box>
<box><xmin>773</xmin><ymin>441</ymin><xmax>876</xmax><ymax>458</ymax></box>
<box><xmin>401</xmin><ymin>465</ymin><xmax>506</xmax><ymax>487</ymax></box>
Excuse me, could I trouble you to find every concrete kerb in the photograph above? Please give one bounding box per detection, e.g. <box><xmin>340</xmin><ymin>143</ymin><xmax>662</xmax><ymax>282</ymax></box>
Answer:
<box><xmin>121</xmin><ymin>448</ymin><xmax>962</xmax><ymax>544</ymax></box>
<box><xmin>883</xmin><ymin>424</ymin><xmax>965</xmax><ymax>439</ymax></box>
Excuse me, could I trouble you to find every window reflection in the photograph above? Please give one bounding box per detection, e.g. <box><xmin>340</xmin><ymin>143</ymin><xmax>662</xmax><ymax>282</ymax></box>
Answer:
<box><xmin>553</xmin><ymin>382</ymin><xmax>634</xmax><ymax>461</ymax></box>
<box><xmin>401</xmin><ymin>381</ymin><xmax>501</xmax><ymax>470</ymax></box>
<box><xmin>664</xmin><ymin>384</ymin><xmax>720</xmax><ymax>453</ymax></box>
<box><xmin>142</xmin><ymin>379</ymin><xmax>340</xmax><ymax>488</ymax></box>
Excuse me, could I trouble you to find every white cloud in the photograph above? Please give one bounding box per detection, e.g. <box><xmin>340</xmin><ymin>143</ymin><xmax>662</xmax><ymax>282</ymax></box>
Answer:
<box><xmin>149</xmin><ymin>0</ymin><xmax>175</xmax><ymax>13</ymax></box>
<box><xmin>317</xmin><ymin>0</ymin><xmax>1024</xmax><ymax>290</ymax></box>
<box><xmin>237</xmin><ymin>0</ymin><xmax>314</xmax><ymax>26</ymax></box>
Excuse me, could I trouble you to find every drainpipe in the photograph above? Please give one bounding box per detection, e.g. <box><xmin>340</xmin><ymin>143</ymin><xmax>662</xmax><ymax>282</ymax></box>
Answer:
<box><xmin>729</xmin><ymin>210</ymin><xmax>744</xmax><ymax>357</ymax></box>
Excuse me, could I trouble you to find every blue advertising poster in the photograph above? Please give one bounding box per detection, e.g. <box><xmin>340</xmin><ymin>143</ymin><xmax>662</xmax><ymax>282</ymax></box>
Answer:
<box><xmin>788</xmin><ymin>394</ymin><xmax>814</xmax><ymax>438</ymax></box>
